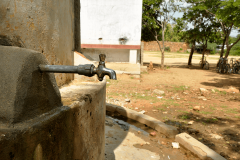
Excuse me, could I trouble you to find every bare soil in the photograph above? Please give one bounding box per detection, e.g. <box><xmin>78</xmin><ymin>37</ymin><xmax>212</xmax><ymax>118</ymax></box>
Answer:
<box><xmin>106</xmin><ymin>65</ymin><xmax>240</xmax><ymax>160</ymax></box>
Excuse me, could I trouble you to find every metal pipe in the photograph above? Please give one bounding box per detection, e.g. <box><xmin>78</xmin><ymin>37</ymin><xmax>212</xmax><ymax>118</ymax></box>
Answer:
<box><xmin>39</xmin><ymin>65</ymin><xmax>78</xmax><ymax>73</ymax></box>
<box><xmin>38</xmin><ymin>54</ymin><xmax>117</xmax><ymax>81</ymax></box>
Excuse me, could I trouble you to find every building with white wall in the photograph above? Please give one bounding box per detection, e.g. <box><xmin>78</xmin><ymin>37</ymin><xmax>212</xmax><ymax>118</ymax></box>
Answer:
<box><xmin>80</xmin><ymin>0</ymin><xmax>143</xmax><ymax>64</ymax></box>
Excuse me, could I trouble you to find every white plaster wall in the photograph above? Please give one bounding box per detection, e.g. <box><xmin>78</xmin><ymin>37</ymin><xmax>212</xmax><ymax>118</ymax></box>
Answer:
<box><xmin>82</xmin><ymin>48</ymin><xmax>130</xmax><ymax>62</ymax></box>
<box><xmin>81</xmin><ymin>0</ymin><xmax>143</xmax><ymax>45</ymax></box>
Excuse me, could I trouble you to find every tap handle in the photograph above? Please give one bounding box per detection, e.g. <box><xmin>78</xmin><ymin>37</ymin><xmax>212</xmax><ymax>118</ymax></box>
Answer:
<box><xmin>99</xmin><ymin>54</ymin><xmax>106</xmax><ymax>62</ymax></box>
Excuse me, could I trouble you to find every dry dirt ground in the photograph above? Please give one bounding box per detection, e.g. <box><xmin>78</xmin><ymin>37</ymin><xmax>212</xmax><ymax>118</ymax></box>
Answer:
<box><xmin>106</xmin><ymin>54</ymin><xmax>240</xmax><ymax>160</ymax></box>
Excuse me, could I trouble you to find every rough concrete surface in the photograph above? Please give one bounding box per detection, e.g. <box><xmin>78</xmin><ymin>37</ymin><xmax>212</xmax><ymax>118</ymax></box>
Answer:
<box><xmin>0</xmin><ymin>0</ymin><xmax>76</xmax><ymax>86</ymax></box>
<box><xmin>0</xmin><ymin>71</ymin><xmax>106</xmax><ymax>160</ymax></box>
<box><xmin>0</xmin><ymin>46</ymin><xmax>62</xmax><ymax>124</ymax></box>
<box><xmin>176</xmin><ymin>133</ymin><xmax>226</xmax><ymax>160</ymax></box>
<box><xmin>106</xmin><ymin>103</ymin><xmax>178</xmax><ymax>138</ymax></box>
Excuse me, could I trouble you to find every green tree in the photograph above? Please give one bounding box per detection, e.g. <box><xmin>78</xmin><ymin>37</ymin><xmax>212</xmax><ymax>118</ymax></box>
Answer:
<box><xmin>142</xmin><ymin>0</ymin><xmax>181</xmax><ymax>68</ymax></box>
<box><xmin>190</xmin><ymin>0</ymin><xmax>240</xmax><ymax>58</ymax></box>
<box><xmin>176</xmin><ymin>4</ymin><xmax>220</xmax><ymax>66</ymax></box>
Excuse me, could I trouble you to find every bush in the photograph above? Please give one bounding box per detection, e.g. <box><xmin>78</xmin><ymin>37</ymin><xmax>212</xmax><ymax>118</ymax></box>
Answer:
<box><xmin>179</xmin><ymin>48</ymin><xmax>183</xmax><ymax>51</ymax></box>
<box><xmin>165</xmin><ymin>46</ymin><xmax>171</xmax><ymax>52</ymax></box>
<box><xmin>210</xmin><ymin>50</ymin><xmax>215</xmax><ymax>55</ymax></box>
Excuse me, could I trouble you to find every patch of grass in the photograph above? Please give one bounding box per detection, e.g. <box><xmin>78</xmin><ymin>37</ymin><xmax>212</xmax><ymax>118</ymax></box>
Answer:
<box><xmin>210</xmin><ymin>106</ymin><xmax>216</xmax><ymax>110</ymax></box>
<box><xmin>211</xmin><ymin>118</ymin><xmax>218</xmax><ymax>122</ymax></box>
<box><xmin>170</xmin><ymin>85</ymin><xmax>189</xmax><ymax>92</ymax></box>
<box><xmin>235</xmin><ymin>116</ymin><xmax>240</xmax><ymax>119</ymax></box>
<box><xmin>202</xmin><ymin>122</ymin><xmax>206</xmax><ymax>125</ymax></box>
<box><xmin>200</xmin><ymin>111</ymin><xmax>213</xmax><ymax>115</ymax></box>
<box><xmin>157</xmin><ymin>108</ymin><xmax>165</xmax><ymax>111</ymax></box>
<box><xmin>162</xmin><ymin>104</ymin><xmax>169</xmax><ymax>108</ymax></box>
<box><xmin>215</xmin><ymin>90</ymin><xmax>227</xmax><ymax>95</ymax></box>
<box><xmin>141</xmin><ymin>71</ymin><xmax>149</xmax><ymax>74</ymax></box>
<box><xmin>130</xmin><ymin>76</ymin><xmax>134</xmax><ymax>79</ymax></box>
<box><xmin>108</xmin><ymin>92</ymin><xmax>120</xmax><ymax>96</ymax></box>
<box><xmin>166</xmin><ymin>66</ymin><xmax>170</xmax><ymax>69</ymax></box>
<box><xmin>226</xmin><ymin>108</ymin><xmax>238</xmax><ymax>114</ymax></box>
<box><xmin>220</xmin><ymin>105</ymin><xmax>228</xmax><ymax>108</ymax></box>
<box><xmin>180</xmin><ymin>115</ymin><xmax>190</xmax><ymax>120</ymax></box>
<box><xmin>163</xmin><ymin>116</ymin><xmax>169</xmax><ymax>120</ymax></box>
<box><xmin>172</xmin><ymin>103</ymin><xmax>180</xmax><ymax>107</ymax></box>
<box><xmin>131</xmin><ymin>93</ymin><xmax>159</xmax><ymax>103</ymax></box>
<box><xmin>178</xmin><ymin>110</ymin><xmax>189</xmax><ymax>114</ymax></box>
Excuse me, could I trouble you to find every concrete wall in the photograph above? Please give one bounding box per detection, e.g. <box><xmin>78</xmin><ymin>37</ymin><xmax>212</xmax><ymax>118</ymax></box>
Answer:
<box><xmin>0</xmin><ymin>46</ymin><xmax>106</xmax><ymax>160</ymax></box>
<box><xmin>144</xmin><ymin>41</ymin><xmax>190</xmax><ymax>52</ymax></box>
<box><xmin>0</xmin><ymin>81</ymin><xmax>106</xmax><ymax>160</ymax></box>
<box><xmin>0</xmin><ymin>0</ymin><xmax>76</xmax><ymax>86</ymax></box>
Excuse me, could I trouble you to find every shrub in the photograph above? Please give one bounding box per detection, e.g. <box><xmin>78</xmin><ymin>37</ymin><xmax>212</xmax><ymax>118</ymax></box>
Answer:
<box><xmin>165</xmin><ymin>46</ymin><xmax>171</xmax><ymax>52</ymax></box>
<box><xmin>210</xmin><ymin>50</ymin><xmax>215</xmax><ymax>55</ymax></box>
<box><xmin>179</xmin><ymin>48</ymin><xmax>183</xmax><ymax>51</ymax></box>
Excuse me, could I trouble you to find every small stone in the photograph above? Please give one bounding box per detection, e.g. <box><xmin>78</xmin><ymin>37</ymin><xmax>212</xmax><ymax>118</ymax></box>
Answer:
<box><xmin>135</xmin><ymin>107</ymin><xmax>138</xmax><ymax>110</ymax></box>
<box><xmin>184</xmin><ymin>99</ymin><xmax>187</xmax><ymax>101</ymax></box>
<box><xmin>161</xmin><ymin>141</ymin><xmax>167</xmax><ymax>145</ymax></box>
<box><xmin>139</xmin><ymin>110</ymin><xmax>146</xmax><ymax>114</ymax></box>
<box><xmin>188</xmin><ymin>121</ymin><xmax>194</xmax><ymax>125</ymax></box>
<box><xmin>163</xmin><ymin>112</ymin><xmax>168</xmax><ymax>114</ymax></box>
<box><xmin>138</xmin><ymin>131</ymin><xmax>141</xmax><ymax>134</ymax></box>
<box><xmin>125</xmin><ymin>99</ymin><xmax>130</xmax><ymax>102</ymax></box>
<box><xmin>157</xmin><ymin>96</ymin><xmax>163</xmax><ymax>99</ymax></box>
<box><xmin>198</xmin><ymin>96</ymin><xmax>206</xmax><ymax>100</ymax></box>
<box><xmin>203</xmin><ymin>99</ymin><xmax>207</xmax><ymax>101</ymax></box>
<box><xmin>200</xmin><ymin>88</ymin><xmax>207</xmax><ymax>92</ymax></box>
<box><xmin>193</xmin><ymin>106</ymin><xmax>200</xmax><ymax>111</ymax></box>
<box><xmin>183</xmin><ymin>92</ymin><xmax>188</xmax><ymax>95</ymax></box>
<box><xmin>172</xmin><ymin>142</ymin><xmax>180</xmax><ymax>149</ymax></box>
<box><xmin>171</xmin><ymin>97</ymin><xmax>175</xmax><ymax>99</ymax></box>
<box><xmin>150</xmin><ymin>131</ymin><xmax>156</xmax><ymax>136</ymax></box>
<box><xmin>146</xmin><ymin>142</ymin><xmax>150</xmax><ymax>145</ymax></box>
<box><xmin>141</xmin><ymin>143</ymin><xmax>144</xmax><ymax>146</ymax></box>
<box><xmin>212</xmin><ymin>89</ymin><xmax>215</xmax><ymax>93</ymax></box>
<box><xmin>153</xmin><ymin>89</ymin><xmax>165</xmax><ymax>95</ymax></box>
<box><xmin>152</xmin><ymin>110</ymin><xmax>158</xmax><ymax>112</ymax></box>
<box><xmin>176</xmin><ymin>98</ymin><xmax>180</xmax><ymax>100</ymax></box>
<box><xmin>209</xmin><ymin>134</ymin><xmax>223</xmax><ymax>140</ymax></box>
<box><xmin>201</xmin><ymin>106</ymin><xmax>205</xmax><ymax>108</ymax></box>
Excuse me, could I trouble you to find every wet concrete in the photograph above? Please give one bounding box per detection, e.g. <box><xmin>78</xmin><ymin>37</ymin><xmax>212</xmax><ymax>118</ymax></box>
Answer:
<box><xmin>105</xmin><ymin>116</ymin><xmax>160</xmax><ymax>160</ymax></box>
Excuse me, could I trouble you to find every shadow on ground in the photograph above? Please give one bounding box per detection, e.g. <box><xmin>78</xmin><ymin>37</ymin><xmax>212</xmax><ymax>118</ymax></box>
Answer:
<box><xmin>164</xmin><ymin>112</ymin><xmax>240</xmax><ymax>159</ymax></box>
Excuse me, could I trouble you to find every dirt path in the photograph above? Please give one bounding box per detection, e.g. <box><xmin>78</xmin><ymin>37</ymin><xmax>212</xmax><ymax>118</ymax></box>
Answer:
<box><xmin>106</xmin><ymin>52</ymin><xmax>240</xmax><ymax>160</ymax></box>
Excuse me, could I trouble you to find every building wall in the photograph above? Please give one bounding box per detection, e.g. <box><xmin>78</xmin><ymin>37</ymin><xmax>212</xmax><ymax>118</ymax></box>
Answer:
<box><xmin>0</xmin><ymin>0</ymin><xmax>76</xmax><ymax>86</ymax></box>
<box><xmin>81</xmin><ymin>0</ymin><xmax>142</xmax><ymax>63</ymax></box>
<box><xmin>144</xmin><ymin>41</ymin><xmax>190</xmax><ymax>52</ymax></box>
<box><xmin>81</xmin><ymin>0</ymin><xmax>142</xmax><ymax>45</ymax></box>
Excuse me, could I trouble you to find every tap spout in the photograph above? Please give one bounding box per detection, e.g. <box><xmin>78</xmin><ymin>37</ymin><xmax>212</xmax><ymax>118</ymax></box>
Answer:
<box><xmin>93</xmin><ymin>67</ymin><xmax>117</xmax><ymax>81</ymax></box>
<box><xmin>103</xmin><ymin>68</ymin><xmax>117</xmax><ymax>80</ymax></box>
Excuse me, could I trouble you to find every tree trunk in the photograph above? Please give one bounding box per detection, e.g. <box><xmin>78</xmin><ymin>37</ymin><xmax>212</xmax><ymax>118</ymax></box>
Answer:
<box><xmin>220</xmin><ymin>36</ymin><xmax>226</xmax><ymax>58</ymax></box>
<box><xmin>201</xmin><ymin>46</ymin><xmax>206</xmax><ymax>68</ymax></box>
<box><xmin>161</xmin><ymin>29</ymin><xmax>165</xmax><ymax>68</ymax></box>
<box><xmin>225</xmin><ymin>47</ymin><xmax>231</xmax><ymax>58</ymax></box>
<box><xmin>188</xmin><ymin>42</ymin><xmax>195</xmax><ymax>65</ymax></box>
